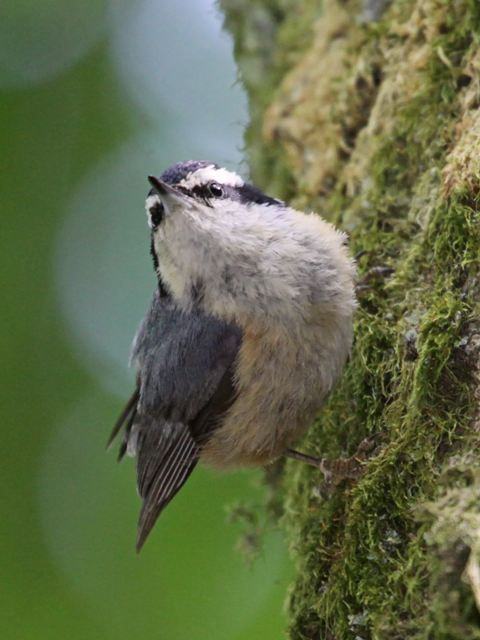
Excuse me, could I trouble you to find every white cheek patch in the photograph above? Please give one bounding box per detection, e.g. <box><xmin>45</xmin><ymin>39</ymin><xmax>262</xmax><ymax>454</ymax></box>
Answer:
<box><xmin>178</xmin><ymin>165</ymin><xmax>244</xmax><ymax>189</ymax></box>
<box><xmin>145</xmin><ymin>194</ymin><xmax>161</xmax><ymax>229</ymax></box>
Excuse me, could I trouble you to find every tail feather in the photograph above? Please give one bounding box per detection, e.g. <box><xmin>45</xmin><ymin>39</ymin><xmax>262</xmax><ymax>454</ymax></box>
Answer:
<box><xmin>109</xmin><ymin>391</ymin><xmax>199</xmax><ymax>551</ymax></box>
<box><xmin>107</xmin><ymin>390</ymin><xmax>139</xmax><ymax>450</ymax></box>
<box><xmin>136</xmin><ymin>424</ymin><xmax>198</xmax><ymax>552</ymax></box>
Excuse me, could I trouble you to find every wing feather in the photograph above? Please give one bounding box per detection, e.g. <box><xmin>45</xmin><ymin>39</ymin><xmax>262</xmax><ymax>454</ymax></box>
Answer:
<box><xmin>109</xmin><ymin>291</ymin><xmax>242</xmax><ymax>549</ymax></box>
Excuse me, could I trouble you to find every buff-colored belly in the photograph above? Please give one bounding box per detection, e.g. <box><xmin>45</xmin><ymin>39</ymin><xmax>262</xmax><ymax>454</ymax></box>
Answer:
<box><xmin>200</xmin><ymin>317</ymin><xmax>351</xmax><ymax>470</ymax></box>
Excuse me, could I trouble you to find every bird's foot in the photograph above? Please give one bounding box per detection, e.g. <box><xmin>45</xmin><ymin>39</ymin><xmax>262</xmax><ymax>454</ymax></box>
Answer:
<box><xmin>355</xmin><ymin>266</ymin><xmax>395</xmax><ymax>294</ymax></box>
<box><xmin>286</xmin><ymin>435</ymin><xmax>378</xmax><ymax>493</ymax></box>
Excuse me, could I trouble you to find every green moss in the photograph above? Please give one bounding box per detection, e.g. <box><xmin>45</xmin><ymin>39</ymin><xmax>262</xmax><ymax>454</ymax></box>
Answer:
<box><xmin>283</xmin><ymin>188</ymin><xmax>479</xmax><ymax>639</ymax></box>
<box><xmin>222</xmin><ymin>0</ymin><xmax>480</xmax><ymax>638</ymax></box>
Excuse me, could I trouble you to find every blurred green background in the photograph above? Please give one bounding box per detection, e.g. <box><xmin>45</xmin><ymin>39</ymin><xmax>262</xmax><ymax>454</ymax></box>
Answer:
<box><xmin>0</xmin><ymin>1</ymin><xmax>292</xmax><ymax>638</ymax></box>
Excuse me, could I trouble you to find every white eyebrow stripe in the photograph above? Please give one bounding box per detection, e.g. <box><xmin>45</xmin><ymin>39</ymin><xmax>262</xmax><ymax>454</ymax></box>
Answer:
<box><xmin>145</xmin><ymin>194</ymin><xmax>161</xmax><ymax>228</ymax></box>
<box><xmin>178</xmin><ymin>165</ymin><xmax>244</xmax><ymax>189</ymax></box>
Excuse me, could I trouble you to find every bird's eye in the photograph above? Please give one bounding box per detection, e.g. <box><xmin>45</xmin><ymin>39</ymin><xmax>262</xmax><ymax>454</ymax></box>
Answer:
<box><xmin>149</xmin><ymin>202</ymin><xmax>164</xmax><ymax>228</ymax></box>
<box><xmin>208</xmin><ymin>182</ymin><xmax>224</xmax><ymax>198</ymax></box>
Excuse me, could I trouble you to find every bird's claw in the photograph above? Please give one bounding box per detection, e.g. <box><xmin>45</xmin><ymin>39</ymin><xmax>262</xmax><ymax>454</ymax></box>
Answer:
<box><xmin>317</xmin><ymin>434</ymin><xmax>378</xmax><ymax>495</ymax></box>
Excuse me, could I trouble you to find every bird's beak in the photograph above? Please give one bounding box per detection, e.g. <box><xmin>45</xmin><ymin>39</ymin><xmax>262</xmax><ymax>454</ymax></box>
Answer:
<box><xmin>147</xmin><ymin>176</ymin><xmax>189</xmax><ymax>214</ymax></box>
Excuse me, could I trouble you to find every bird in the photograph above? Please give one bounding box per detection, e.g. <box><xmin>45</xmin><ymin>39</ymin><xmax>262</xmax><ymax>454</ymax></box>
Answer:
<box><xmin>108</xmin><ymin>160</ymin><xmax>356</xmax><ymax>551</ymax></box>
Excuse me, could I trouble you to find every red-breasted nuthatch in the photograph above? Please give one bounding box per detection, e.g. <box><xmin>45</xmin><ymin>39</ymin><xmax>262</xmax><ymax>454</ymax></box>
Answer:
<box><xmin>108</xmin><ymin>160</ymin><xmax>356</xmax><ymax>550</ymax></box>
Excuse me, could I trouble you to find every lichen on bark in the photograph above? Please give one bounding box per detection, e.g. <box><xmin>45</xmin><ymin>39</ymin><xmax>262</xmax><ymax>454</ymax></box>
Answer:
<box><xmin>220</xmin><ymin>0</ymin><xmax>480</xmax><ymax>638</ymax></box>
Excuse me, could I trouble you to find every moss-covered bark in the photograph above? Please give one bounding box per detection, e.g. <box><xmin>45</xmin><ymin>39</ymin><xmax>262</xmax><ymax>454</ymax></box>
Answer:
<box><xmin>220</xmin><ymin>0</ymin><xmax>480</xmax><ymax>637</ymax></box>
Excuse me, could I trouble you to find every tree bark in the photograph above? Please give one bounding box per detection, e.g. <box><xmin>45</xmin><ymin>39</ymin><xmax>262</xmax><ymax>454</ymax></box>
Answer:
<box><xmin>220</xmin><ymin>0</ymin><xmax>480</xmax><ymax>638</ymax></box>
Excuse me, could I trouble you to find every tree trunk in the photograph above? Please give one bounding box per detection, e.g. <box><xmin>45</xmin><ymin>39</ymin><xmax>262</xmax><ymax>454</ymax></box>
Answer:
<box><xmin>220</xmin><ymin>0</ymin><xmax>480</xmax><ymax>638</ymax></box>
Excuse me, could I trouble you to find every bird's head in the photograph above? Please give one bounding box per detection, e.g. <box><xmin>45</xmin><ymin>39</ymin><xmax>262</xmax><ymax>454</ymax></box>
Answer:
<box><xmin>145</xmin><ymin>160</ymin><xmax>282</xmax><ymax>230</ymax></box>
<box><xmin>144</xmin><ymin>160</ymin><xmax>354</xmax><ymax>329</ymax></box>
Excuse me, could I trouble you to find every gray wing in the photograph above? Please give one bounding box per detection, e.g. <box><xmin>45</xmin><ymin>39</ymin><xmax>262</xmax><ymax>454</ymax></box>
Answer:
<box><xmin>109</xmin><ymin>290</ymin><xmax>242</xmax><ymax>550</ymax></box>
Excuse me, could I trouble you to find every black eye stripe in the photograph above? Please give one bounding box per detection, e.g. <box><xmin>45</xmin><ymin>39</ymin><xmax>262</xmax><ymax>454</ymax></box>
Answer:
<box><xmin>236</xmin><ymin>184</ymin><xmax>283</xmax><ymax>206</ymax></box>
<box><xmin>177</xmin><ymin>184</ymin><xmax>222</xmax><ymax>205</ymax></box>
<box><xmin>192</xmin><ymin>185</ymin><xmax>213</xmax><ymax>199</ymax></box>
<box><xmin>169</xmin><ymin>181</ymin><xmax>284</xmax><ymax>208</ymax></box>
